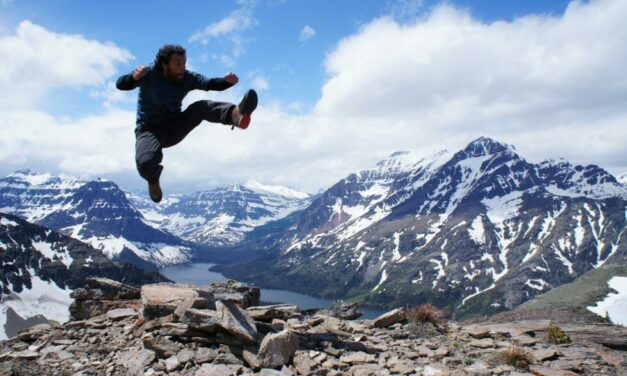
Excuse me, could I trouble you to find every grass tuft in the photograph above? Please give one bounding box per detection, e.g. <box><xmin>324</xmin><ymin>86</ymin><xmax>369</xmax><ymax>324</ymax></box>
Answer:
<box><xmin>496</xmin><ymin>347</ymin><xmax>534</xmax><ymax>370</ymax></box>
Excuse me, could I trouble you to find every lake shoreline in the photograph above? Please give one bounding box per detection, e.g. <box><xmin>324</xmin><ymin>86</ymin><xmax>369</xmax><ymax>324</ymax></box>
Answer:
<box><xmin>160</xmin><ymin>262</ymin><xmax>385</xmax><ymax>320</ymax></box>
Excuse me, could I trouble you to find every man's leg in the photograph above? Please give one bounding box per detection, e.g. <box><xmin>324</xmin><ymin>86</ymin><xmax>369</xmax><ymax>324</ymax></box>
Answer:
<box><xmin>162</xmin><ymin>100</ymin><xmax>235</xmax><ymax>147</ymax></box>
<box><xmin>135</xmin><ymin>130</ymin><xmax>164</xmax><ymax>202</ymax></box>
<box><xmin>162</xmin><ymin>90</ymin><xmax>258</xmax><ymax>147</ymax></box>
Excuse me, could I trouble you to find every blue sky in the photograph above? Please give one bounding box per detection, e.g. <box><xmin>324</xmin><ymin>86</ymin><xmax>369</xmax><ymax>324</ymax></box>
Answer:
<box><xmin>2</xmin><ymin>0</ymin><xmax>573</xmax><ymax>116</ymax></box>
<box><xmin>1</xmin><ymin>0</ymin><xmax>625</xmax><ymax>193</ymax></box>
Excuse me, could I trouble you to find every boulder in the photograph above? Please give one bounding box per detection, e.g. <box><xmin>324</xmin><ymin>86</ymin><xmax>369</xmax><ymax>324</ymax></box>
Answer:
<box><xmin>256</xmin><ymin>330</ymin><xmax>299</xmax><ymax>368</ymax></box>
<box><xmin>115</xmin><ymin>349</ymin><xmax>156</xmax><ymax>376</ymax></box>
<box><xmin>209</xmin><ymin>280</ymin><xmax>260</xmax><ymax>309</ymax></box>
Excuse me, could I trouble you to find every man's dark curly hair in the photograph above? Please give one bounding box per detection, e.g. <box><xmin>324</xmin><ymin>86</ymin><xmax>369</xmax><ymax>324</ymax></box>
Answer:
<box><xmin>154</xmin><ymin>44</ymin><xmax>186</xmax><ymax>72</ymax></box>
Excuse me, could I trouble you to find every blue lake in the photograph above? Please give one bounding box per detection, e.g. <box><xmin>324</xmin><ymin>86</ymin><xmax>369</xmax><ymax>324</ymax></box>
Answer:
<box><xmin>159</xmin><ymin>263</ymin><xmax>385</xmax><ymax>320</ymax></box>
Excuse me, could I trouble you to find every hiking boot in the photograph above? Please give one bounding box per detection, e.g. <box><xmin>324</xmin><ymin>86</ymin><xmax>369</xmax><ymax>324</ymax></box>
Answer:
<box><xmin>231</xmin><ymin>89</ymin><xmax>258</xmax><ymax>130</ymax></box>
<box><xmin>148</xmin><ymin>178</ymin><xmax>162</xmax><ymax>203</ymax></box>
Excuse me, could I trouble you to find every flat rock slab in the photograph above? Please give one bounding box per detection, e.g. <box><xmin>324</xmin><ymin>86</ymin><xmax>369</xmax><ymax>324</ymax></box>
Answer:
<box><xmin>194</xmin><ymin>364</ymin><xmax>243</xmax><ymax>376</ymax></box>
<box><xmin>85</xmin><ymin>277</ymin><xmax>140</xmax><ymax>299</ymax></box>
<box><xmin>533</xmin><ymin>348</ymin><xmax>560</xmax><ymax>361</ymax></box>
<box><xmin>528</xmin><ymin>365</ymin><xmax>578</xmax><ymax>376</ymax></box>
<box><xmin>470</xmin><ymin>338</ymin><xmax>495</xmax><ymax>348</ymax></box>
<box><xmin>372</xmin><ymin>308</ymin><xmax>406</xmax><ymax>328</ymax></box>
<box><xmin>462</xmin><ymin>320</ymin><xmax>551</xmax><ymax>337</ymax></box>
<box><xmin>179</xmin><ymin>308</ymin><xmax>221</xmax><ymax>332</ymax></box>
<box><xmin>141</xmin><ymin>284</ymin><xmax>212</xmax><ymax>319</ymax></box>
<box><xmin>107</xmin><ymin>308</ymin><xmax>138</xmax><ymax>321</ymax></box>
<box><xmin>216</xmin><ymin>300</ymin><xmax>258</xmax><ymax>343</ymax></box>
<box><xmin>246</xmin><ymin>304</ymin><xmax>300</xmax><ymax>320</ymax></box>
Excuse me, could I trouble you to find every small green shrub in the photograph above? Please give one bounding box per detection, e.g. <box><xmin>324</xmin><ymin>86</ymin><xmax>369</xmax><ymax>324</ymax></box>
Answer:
<box><xmin>463</xmin><ymin>357</ymin><xmax>474</xmax><ymax>366</ymax></box>
<box><xmin>407</xmin><ymin>322</ymin><xmax>440</xmax><ymax>337</ymax></box>
<box><xmin>547</xmin><ymin>323</ymin><xmax>571</xmax><ymax>344</ymax></box>
<box><xmin>496</xmin><ymin>347</ymin><xmax>533</xmax><ymax>370</ymax></box>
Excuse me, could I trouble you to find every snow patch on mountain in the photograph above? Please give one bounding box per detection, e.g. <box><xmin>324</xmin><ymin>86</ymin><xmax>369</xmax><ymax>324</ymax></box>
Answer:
<box><xmin>468</xmin><ymin>216</ymin><xmax>485</xmax><ymax>245</ymax></box>
<box><xmin>31</xmin><ymin>241</ymin><xmax>73</xmax><ymax>267</ymax></box>
<box><xmin>244</xmin><ymin>179</ymin><xmax>310</xmax><ymax>200</ymax></box>
<box><xmin>0</xmin><ymin>271</ymin><xmax>72</xmax><ymax>340</ymax></box>
<box><xmin>587</xmin><ymin>276</ymin><xmax>627</xmax><ymax>327</ymax></box>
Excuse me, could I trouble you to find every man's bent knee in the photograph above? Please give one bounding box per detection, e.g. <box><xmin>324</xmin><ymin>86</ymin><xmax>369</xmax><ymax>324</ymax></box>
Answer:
<box><xmin>136</xmin><ymin>152</ymin><xmax>162</xmax><ymax>181</ymax></box>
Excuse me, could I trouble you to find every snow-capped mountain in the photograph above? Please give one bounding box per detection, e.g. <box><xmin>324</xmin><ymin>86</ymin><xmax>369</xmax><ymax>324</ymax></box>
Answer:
<box><xmin>0</xmin><ymin>170</ymin><xmax>193</xmax><ymax>268</ymax></box>
<box><xmin>0</xmin><ymin>212</ymin><xmax>167</xmax><ymax>340</ymax></box>
<box><xmin>217</xmin><ymin>137</ymin><xmax>626</xmax><ymax>319</ymax></box>
<box><xmin>619</xmin><ymin>172</ymin><xmax>627</xmax><ymax>186</ymax></box>
<box><xmin>127</xmin><ymin>180</ymin><xmax>311</xmax><ymax>247</ymax></box>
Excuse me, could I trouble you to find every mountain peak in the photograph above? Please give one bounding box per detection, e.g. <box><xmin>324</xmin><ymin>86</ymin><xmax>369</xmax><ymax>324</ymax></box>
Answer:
<box><xmin>244</xmin><ymin>179</ymin><xmax>310</xmax><ymax>200</ymax></box>
<box><xmin>8</xmin><ymin>169</ymin><xmax>56</xmax><ymax>186</ymax></box>
<box><xmin>463</xmin><ymin>137</ymin><xmax>517</xmax><ymax>158</ymax></box>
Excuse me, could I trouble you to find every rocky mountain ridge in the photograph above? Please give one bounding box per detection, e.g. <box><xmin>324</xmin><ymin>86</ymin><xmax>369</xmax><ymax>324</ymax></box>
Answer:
<box><xmin>0</xmin><ymin>170</ymin><xmax>311</xmax><ymax>267</ymax></box>
<box><xmin>217</xmin><ymin>137</ymin><xmax>627</xmax><ymax>320</ymax></box>
<box><xmin>1</xmin><ymin>277</ymin><xmax>625</xmax><ymax>375</ymax></box>
<box><xmin>0</xmin><ymin>170</ymin><xmax>193</xmax><ymax>268</ymax></box>
<box><xmin>127</xmin><ymin>180</ymin><xmax>311</xmax><ymax>248</ymax></box>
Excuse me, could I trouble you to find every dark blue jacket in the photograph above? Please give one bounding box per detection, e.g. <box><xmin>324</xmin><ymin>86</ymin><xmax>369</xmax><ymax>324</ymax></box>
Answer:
<box><xmin>116</xmin><ymin>65</ymin><xmax>234</xmax><ymax>129</ymax></box>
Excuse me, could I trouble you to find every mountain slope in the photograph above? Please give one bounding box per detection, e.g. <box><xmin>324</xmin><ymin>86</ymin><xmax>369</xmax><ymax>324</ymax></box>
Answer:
<box><xmin>127</xmin><ymin>180</ymin><xmax>311</xmax><ymax>248</ymax></box>
<box><xmin>217</xmin><ymin>137</ymin><xmax>626</xmax><ymax>320</ymax></box>
<box><xmin>0</xmin><ymin>170</ymin><xmax>193</xmax><ymax>268</ymax></box>
<box><xmin>0</xmin><ymin>213</ymin><xmax>168</xmax><ymax>339</ymax></box>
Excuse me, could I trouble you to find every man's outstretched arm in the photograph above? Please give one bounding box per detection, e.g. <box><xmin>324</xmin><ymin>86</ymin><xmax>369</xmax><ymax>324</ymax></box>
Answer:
<box><xmin>116</xmin><ymin>65</ymin><xmax>150</xmax><ymax>90</ymax></box>
<box><xmin>193</xmin><ymin>72</ymin><xmax>239</xmax><ymax>91</ymax></box>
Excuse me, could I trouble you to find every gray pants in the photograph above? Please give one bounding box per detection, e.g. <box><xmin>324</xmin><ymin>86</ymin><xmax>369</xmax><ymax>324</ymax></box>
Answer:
<box><xmin>135</xmin><ymin>100</ymin><xmax>234</xmax><ymax>182</ymax></box>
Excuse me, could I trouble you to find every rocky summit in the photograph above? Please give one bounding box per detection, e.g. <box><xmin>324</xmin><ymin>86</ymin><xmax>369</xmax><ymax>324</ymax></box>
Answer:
<box><xmin>1</xmin><ymin>278</ymin><xmax>625</xmax><ymax>376</ymax></box>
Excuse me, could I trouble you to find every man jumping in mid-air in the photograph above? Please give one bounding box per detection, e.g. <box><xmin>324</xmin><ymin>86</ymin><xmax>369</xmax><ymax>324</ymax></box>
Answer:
<box><xmin>116</xmin><ymin>44</ymin><xmax>258</xmax><ymax>203</ymax></box>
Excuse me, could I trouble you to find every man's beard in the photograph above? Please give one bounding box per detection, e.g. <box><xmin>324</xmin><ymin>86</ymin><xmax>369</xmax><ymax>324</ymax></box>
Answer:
<box><xmin>167</xmin><ymin>69</ymin><xmax>185</xmax><ymax>83</ymax></box>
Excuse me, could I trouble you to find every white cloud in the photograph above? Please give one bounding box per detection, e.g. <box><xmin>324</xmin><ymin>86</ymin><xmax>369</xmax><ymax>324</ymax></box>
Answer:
<box><xmin>90</xmin><ymin>81</ymin><xmax>136</xmax><ymax>110</ymax></box>
<box><xmin>0</xmin><ymin>21</ymin><xmax>132</xmax><ymax>110</ymax></box>
<box><xmin>189</xmin><ymin>4</ymin><xmax>258</xmax><ymax>68</ymax></box>
<box><xmin>0</xmin><ymin>108</ymin><xmax>136</xmax><ymax>176</ymax></box>
<box><xmin>252</xmin><ymin>76</ymin><xmax>269</xmax><ymax>91</ymax></box>
<box><xmin>386</xmin><ymin>0</ymin><xmax>425</xmax><ymax>20</ymax></box>
<box><xmin>312</xmin><ymin>0</ymin><xmax>627</xmax><ymax>177</ymax></box>
<box><xmin>2</xmin><ymin>1</ymin><xmax>627</xmax><ymax>195</ymax></box>
<box><xmin>189</xmin><ymin>9</ymin><xmax>257</xmax><ymax>42</ymax></box>
<box><xmin>299</xmin><ymin>25</ymin><xmax>316</xmax><ymax>42</ymax></box>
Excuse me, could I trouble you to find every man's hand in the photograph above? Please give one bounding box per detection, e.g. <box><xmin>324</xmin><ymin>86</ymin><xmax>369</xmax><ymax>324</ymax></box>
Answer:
<box><xmin>224</xmin><ymin>72</ymin><xmax>239</xmax><ymax>85</ymax></box>
<box><xmin>132</xmin><ymin>66</ymin><xmax>150</xmax><ymax>81</ymax></box>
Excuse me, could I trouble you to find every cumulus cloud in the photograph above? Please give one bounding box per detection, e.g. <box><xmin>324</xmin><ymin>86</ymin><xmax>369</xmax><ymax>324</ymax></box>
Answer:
<box><xmin>3</xmin><ymin>1</ymin><xmax>627</xmax><ymax>194</ymax></box>
<box><xmin>313</xmin><ymin>0</ymin><xmax>627</xmax><ymax>177</ymax></box>
<box><xmin>0</xmin><ymin>21</ymin><xmax>132</xmax><ymax>109</ymax></box>
<box><xmin>189</xmin><ymin>9</ymin><xmax>257</xmax><ymax>42</ymax></box>
<box><xmin>252</xmin><ymin>75</ymin><xmax>269</xmax><ymax>91</ymax></box>
<box><xmin>0</xmin><ymin>21</ymin><xmax>136</xmax><ymax>181</ymax></box>
<box><xmin>299</xmin><ymin>25</ymin><xmax>316</xmax><ymax>43</ymax></box>
<box><xmin>386</xmin><ymin>0</ymin><xmax>425</xmax><ymax>20</ymax></box>
<box><xmin>189</xmin><ymin>4</ymin><xmax>258</xmax><ymax>68</ymax></box>
<box><xmin>0</xmin><ymin>108</ymin><xmax>136</xmax><ymax>176</ymax></box>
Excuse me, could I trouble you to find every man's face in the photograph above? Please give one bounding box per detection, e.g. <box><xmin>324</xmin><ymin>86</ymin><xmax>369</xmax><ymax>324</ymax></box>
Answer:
<box><xmin>163</xmin><ymin>53</ymin><xmax>186</xmax><ymax>83</ymax></box>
